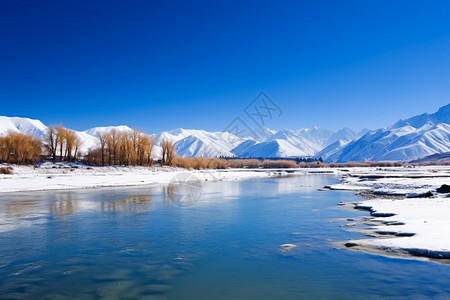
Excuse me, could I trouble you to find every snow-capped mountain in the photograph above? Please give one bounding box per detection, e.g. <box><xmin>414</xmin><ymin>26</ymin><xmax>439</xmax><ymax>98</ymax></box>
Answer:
<box><xmin>0</xmin><ymin>116</ymin><xmax>365</xmax><ymax>159</ymax></box>
<box><xmin>0</xmin><ymin>116</ymin><xmax>47</xmax><ymax>138</ymax></box>
<box><xmin>392</xmin><ymin>104</ymin><xmax>450</xmax><ymax>129</ymax></box>
<box><xmin>412</xmin><ymin>151</ymin><xmax>450</xmax><ymax>163</ymax></box>
<box><xmin>3</xmin><ymin>104</ymin><xmax>447</xmax><ymax>161</ymax></box>
<box><xmin>238</xmin><ymin>139</ymin><xmax>309</xmax><ymax>158</ymax></box>
<box><xmin>315</xmin><ymin>128</ymin><xmax>369</xmax><ymax>161</ymax></box>
<box><xmin>83</xmin><ymin>125</ymin><xmax>134</xmax><ymax>137</ymax></box>
<box><xmin>155</xmin><ymin>128</ymin><xmax>249</xmax><ymax>158</ymax></box>
<box><xmin>265</xmin><ymin>127</ymin><xmax>334</xmax><ymax>156</ymax></box>
<box><xmin>327</xmin><ymin>104</ymin><xmax>450</xmax><ymax>162</ymax></box>
<box><xmin>315</xmin><ymin>139</ymin><xmax>352</xmax><ymax>161</ymax></box>
<box><xmin>326</xmin><ymin>127</ymin><xmax>358</xmax><ymax>145</ymax></box>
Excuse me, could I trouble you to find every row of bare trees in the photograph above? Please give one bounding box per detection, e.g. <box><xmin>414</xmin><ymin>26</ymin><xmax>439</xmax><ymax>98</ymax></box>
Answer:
<box><xmin>45</xmin><ymin>125</ymin><xmax>82</xmax><ymax>162</ymax></box>
<box><xmin>0</xmin><ymin>132</ymin><xmax>42</xmax><ymax>164</ymax></box>
<box><xmin>0</xmin><ymin>124</ymin><xmax>188</xmax><ymax>168</ymax></box>
<box><xmin>84</xmin><ymin>129</ymin><xmax>157</xmax><ymax>166</ymax></box>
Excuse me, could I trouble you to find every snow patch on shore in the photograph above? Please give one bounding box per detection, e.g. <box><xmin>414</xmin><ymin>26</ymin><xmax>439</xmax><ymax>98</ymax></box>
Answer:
<box><xmin>350</xmin><ymin>197</ymin><xmax>450</xmax><ymax>253</ymax></box>
<box><xmin>332</xmin><ymin>166</ymin><xmax>450</xmax><ymax>260</ymax></box>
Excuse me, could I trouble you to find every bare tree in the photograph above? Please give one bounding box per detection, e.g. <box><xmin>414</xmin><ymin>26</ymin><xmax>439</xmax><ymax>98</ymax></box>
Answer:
<box><xmin>73</xmin><ymin>135</ymin><xmax>81</xmax><ymax>160</ymax></box>
<box><xmin>45</xmin><ymin>126</ymin><xmax>58</xmax><ymax>162</ymax></box>
<box><xmin>161</xmin><ymin>139</ymin><xmax>176</xmax><ymax>166</ymax></box>
<box><xmin>56</xmin><ymin>125</ymin><xmax>66</xmax><ymax>161</ymax></box>
<box><xmin>106</xmin><ymin>129</ymin><xmax>119</xmax><ymax>165</ymax></box>
<box><xmin>97</xmin><ymin>131</ymin><xmax>108</xmax><ymax>165</ymax></box>
<box><xmin>64</xmin><ymin>129</ymin><xmax>76</xmax><ymax>161</ymax></box>
<box><xmin>138</xmin><ymin>133</ymin><xmax>155</xmax><ymax>165</ymax></box>
<box><xmin>84</xmin><ymin>129</ymin><xmax>155</xmax><ymax>167</ymax></box>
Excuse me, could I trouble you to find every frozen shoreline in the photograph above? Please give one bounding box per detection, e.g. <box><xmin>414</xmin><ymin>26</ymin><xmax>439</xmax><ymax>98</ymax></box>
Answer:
<box><xmin>0</xmin><ymin>162</ymin><xmax>304</xmax><ymax>194</ymax></box>
<box><xmin>328</xmin><ymin>166</ymin><xmax>450</xmax><ymax>261</ymax></box>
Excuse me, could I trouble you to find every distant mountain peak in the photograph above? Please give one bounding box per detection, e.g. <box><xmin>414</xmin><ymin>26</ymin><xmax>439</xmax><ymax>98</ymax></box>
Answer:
<box><xmin>437</xmin><ymin>103</ymin><xmax>450</xmax><ymax>116</ymax></box>
<box><xmin>327</xmin><ymin>104</ymin><xmax>450</xmax><ymax>162</ymax></box>
<box><xmin>392</xmin><ymin>103</ymin><xmax>450</xmax><ymax>129</ymax></box>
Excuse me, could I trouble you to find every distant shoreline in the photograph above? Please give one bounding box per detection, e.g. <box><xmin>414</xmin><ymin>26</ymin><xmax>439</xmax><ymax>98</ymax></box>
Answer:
<box><xmin>0</xmin><ymin>162</ymin><xmax>313</xmax><ymax>194</ymax></box>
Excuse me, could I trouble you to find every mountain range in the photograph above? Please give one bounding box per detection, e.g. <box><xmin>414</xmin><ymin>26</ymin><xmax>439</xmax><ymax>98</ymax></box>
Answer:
<box><xmin>324</xmin><ymin>104</ymin><xmax>450</xmax><ymax>162</ymax></box>
<box><xmin>0</xmin><ymin>104</ymin><xmax>449</xmax><ymax>162</ymax></box>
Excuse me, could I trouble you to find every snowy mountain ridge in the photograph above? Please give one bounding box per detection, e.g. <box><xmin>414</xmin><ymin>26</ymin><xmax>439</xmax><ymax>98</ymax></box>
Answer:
<box><xmin>326</xmin><ymin>104</ymin><xmax>450</xmax><ymax>162</ymax></box>
<box><xmin>0</xmin><ymin>116</ymin><xmax>350</xmax><ymax>158</ymax></box>
<box><xmin>0</xmin><ymin>116</ymin><xmax>47</xmax><ymax>138</ymax></box>
<box><xmin>0</xmin><ymin>104</ymin><xmax>449</xmax><ymax>161</ymax></box>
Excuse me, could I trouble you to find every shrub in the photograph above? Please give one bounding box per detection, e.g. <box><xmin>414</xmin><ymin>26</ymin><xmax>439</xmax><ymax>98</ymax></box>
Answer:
<box><xmin>228</xmin><ymin>159</ymin><xmax>261</xmax><ymax>168</ymax></box>
<box><xmin>173</xmin><ymin>157</ymin><xmax>230</xmax><ymax>170</ymax></box>
<box><xmin>261</xmin><ymin>159</ymin><xmax>298</xmax><ymax>168</ymax></box>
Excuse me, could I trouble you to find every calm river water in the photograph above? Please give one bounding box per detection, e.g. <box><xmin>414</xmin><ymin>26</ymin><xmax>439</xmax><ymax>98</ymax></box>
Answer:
<box><xmin>0</xmin><ymin>175</ymin><xmax>449</xmax><ymax>299</ymax></box>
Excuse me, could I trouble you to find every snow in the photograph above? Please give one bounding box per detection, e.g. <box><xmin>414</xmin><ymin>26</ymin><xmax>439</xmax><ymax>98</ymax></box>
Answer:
<box><xmin>167</xmin><ymin>130</ymin><xmax>247</xmax><ymax>158</ymax></box>
<box><xmin>0</xmin><ymin>116</ymin><xmax>47</xmax><ymax>138</ymax></box>
<box><xmin>331</xmin><ymin>166</ymin><xmax>450</xmax><ymax>259</ymax></box>
<box><xmin>239</xmin><ymin>139</ymin><xmax>309</xmax><ymax>158</ymax></box>
<box><xmin>0</xmin><ymin>163</ymin><xmax>288</xmax><ymax>194</ymax></box>
<box><xmin>315</xmin><ymin>139</ymin><xmax>351</xmax><ymax>161</ymax></box>
<box><xmin>83</xmin><ymin>125</ymin><xmax>134</xmax><ymax>137</ymax></box>
<box><xmin>265</xmin><ymin>127</ymin><xmax>335</xmax><ymax>155</ymax></box>
<box><xmin>350</xmin><ymin>197</ymin><xmax>450</xmax><ymax>253</ymax></box>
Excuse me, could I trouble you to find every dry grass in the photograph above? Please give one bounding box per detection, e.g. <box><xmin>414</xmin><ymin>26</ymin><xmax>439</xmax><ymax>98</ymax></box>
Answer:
<box><xmin>174</xmin><ymin>158</ymin><xmax>405</xmax><ymax>170</ymax></box>
<box><xmin>297</xmin><ymin>161</ymin><xmax>404</xmax><ymax>168</ymax></box>
<box><xmin>410</xmin><ymin>161</ymin><xmax>450</xmax><ymax>166</ymax></box>
<box><xmin>174</xmin><ymin>157</ymin><xmax>230</xmax><ymax>169</ymax></box>
<box><xmin>228</xmin><ymin>159</ymin><xmax>261</xmax><ymax>168</ymax></box>
<box><xmin>0</xmin><ymin>167</ymin><xmax>12</xmax><ymax>174</ymax></box>
<box><xmin>261</xmin><ymin>159</ymin><xmax>298</xmax><ymax>168</ymax></box>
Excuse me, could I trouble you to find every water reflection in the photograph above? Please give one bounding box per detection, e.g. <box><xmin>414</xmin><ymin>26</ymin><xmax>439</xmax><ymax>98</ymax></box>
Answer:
<box><xmin>100</xmin><ymin>195</ymin><xmax>153</xmax><ymax>213</ymax></box>
<box><xmin>6</xmin><ymin>199</ymin><xmax>40</xmax><ymax>216</ymax></box>
<box><xmin>1</xmin><ymin>176</ymin><xmax>450</xmax><ymax>300</ymax></box>
<box><xmin>0</xmin><ymin>189</ymin><xmax>156</xmax><ymax>232</ymax></box>
<box><xmin>52</xmin><ymin>193</ymin><xmax>78</xmax><ymax>217</ymax></box>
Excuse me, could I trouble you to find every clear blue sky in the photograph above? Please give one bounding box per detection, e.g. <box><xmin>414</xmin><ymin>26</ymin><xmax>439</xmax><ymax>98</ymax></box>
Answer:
<box><xmin>1</xmin><ymin>0</ymin><xmax>449</xmax><ymax>133</ymax></box>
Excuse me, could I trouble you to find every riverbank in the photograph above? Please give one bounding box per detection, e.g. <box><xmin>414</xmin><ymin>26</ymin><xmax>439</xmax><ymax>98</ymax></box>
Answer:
<box><xmin>0</xmin><ymin>162</ymin><xmax>303</xmax><ymax>193</ymax></box>
<box><xmin>327</xmin><ymin>166</ymin><xmax>450</xmax><ymax>262</ymax></box>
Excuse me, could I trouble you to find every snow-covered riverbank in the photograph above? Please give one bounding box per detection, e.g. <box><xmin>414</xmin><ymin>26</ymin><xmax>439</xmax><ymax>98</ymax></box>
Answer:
<box><xmin>328</xmin><ymin>166</ymin><xmax>450</xmax><ymax>261</ymax></box>
<box><xmin>0</xmin><ymin>162</ymin><xmax>300</xmax><ymax>193</ymax></box>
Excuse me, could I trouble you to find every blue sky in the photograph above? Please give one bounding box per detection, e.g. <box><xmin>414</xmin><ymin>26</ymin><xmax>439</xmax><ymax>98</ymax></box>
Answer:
<box><xmin>1</xmin><ymin>0</ymin><xmax>449</xmax><ymax>133</ymax></box>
